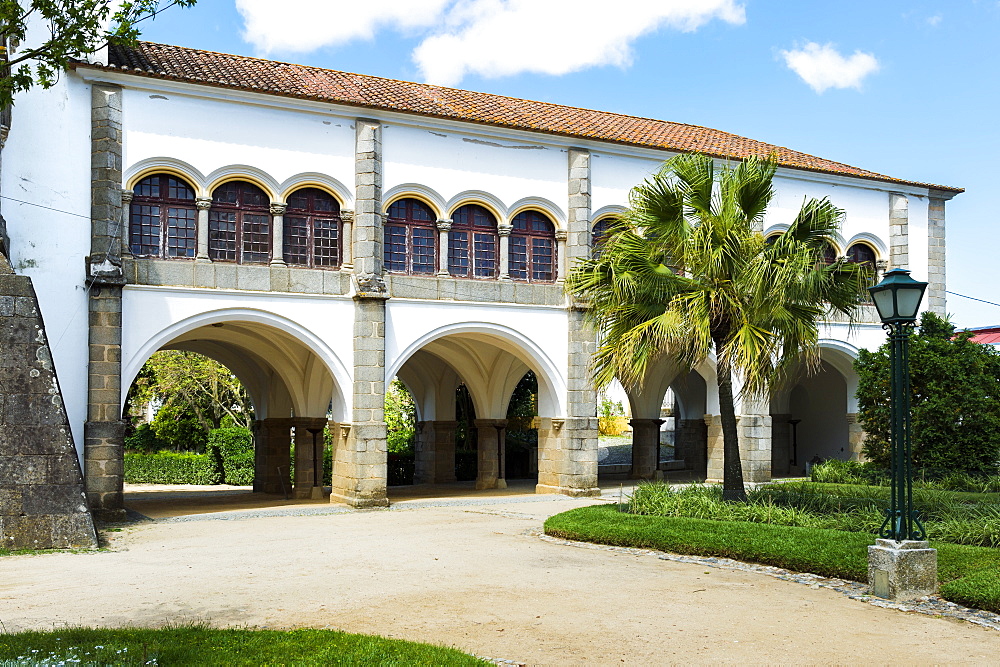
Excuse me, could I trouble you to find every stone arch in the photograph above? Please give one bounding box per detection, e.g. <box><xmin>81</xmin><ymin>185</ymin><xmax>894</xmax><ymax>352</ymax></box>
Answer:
<box><xmin>591</xmin><ymin>205</ymin><xmax>626</xmax><ymax>224</ymax></box>
<box><xmin>445</xmin><ymin>190</ymin><xmax>507</xmax><ymax>223</ymax></box>
<box><xmin>205</xmin><ymin>165</ymin><xmax>282</xmax><ymax>202</ymax></box>
<box><xmin>845</xmin><ymin>232</ymin><xmax>888</xmax><ymax>260</ymax></box>
<box><xmin>278</xmin><ymin>173</ymin><xmax>354</xmax><ymax>208</ymax></box>
<box><xmin>123</xmin><ymin>307</ymin><xmax>351</xmax><ymax>422</ymax></box>
<box><xmin>124</xmin><ymin>157</ymin><xmax>208</xmax><ymax>197</ymax></box>
<box><xmin>508</xmin><ymin>197</ymin><xmax>566</xmax><ymax>229</ymax></box>
<box><xmin>382</xmin><ymin>183</ymin><xmax>447</xmax><ymax>219</ymax></box>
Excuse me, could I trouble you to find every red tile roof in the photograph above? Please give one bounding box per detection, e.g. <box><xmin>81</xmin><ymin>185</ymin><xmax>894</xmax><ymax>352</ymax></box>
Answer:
<box><xmin>966</xmin><ymin>327</ymin><xmax>1000</xmax><ymax>345</ymax></box>
<box><xmin>75</xmin><ymin>42</ymin><xmax>961</xmax><ymax>193</ymax></box>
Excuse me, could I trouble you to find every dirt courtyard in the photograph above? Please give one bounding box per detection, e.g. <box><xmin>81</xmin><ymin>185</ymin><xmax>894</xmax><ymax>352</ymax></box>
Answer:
<box><xmin>1</xmin><ymin>485</ymin><xmax>997</xmax><ymax>665</ymax></box>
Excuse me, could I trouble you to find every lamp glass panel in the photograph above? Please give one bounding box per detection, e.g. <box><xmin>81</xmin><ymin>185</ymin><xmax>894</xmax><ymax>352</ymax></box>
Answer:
<box><xmin>896</xmin><ymin>288</ymin><xmax>924</xmax><ymax>319</ymax></box>
<box><xmin>872</xmin><ymin>289</ymin><xmax>896</xmax><ymax>321</ymax></box>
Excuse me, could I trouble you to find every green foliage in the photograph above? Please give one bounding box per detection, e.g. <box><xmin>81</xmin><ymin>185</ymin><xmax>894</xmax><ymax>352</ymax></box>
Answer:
<box><xmin>124</xmin><ymin>451</ymin><xmax>219</xmax><ymax>485</ymax></box>
<box><xmin>385</xmin><ymin>379</ymin><xmax>415</xmax><ymax>455</ymax></box>
<box><xmin>123</xmin><ymin>422</ymin><xmax>166</xmax><ymax>452</ymax></box>
<box><xmin>598</xmin><ymin>395</ymin><xmax>625</xmax><ymax>419</ymax></box>
<box><xmin>0</xmin><ymin>626</ymin><xmax>486</xmax><ymax>666</ymax></box>
<box><xmin>855</xmin><ymin>311</ymin><xmax>1000</xmax><ymax>473</ymax></box>
<box><xmin>544</xmin><ymin>504</ymin><xmax>1000</xmax><ymax>613</ymax></box>
<box><xmin>567</xmin><ymin>153</ymin><xmax>871</xmax><ymax>499</ymax></box>
<box><xmin>150</xmin><ymin>402</ymin><xmax>207</xmax><ymax>452</ymax></box>
<box><xmin>206</xmin><ymin>427</ymin><xmax>254</xmax><ymax>485</ymax></box>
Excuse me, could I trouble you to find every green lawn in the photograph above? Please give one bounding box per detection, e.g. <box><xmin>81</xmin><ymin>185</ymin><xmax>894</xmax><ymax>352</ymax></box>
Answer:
<box><xmin>545</xmin><ymin>504</ymin><xmax>1000</xmax><ymax>613</ymax></box>
<box><xmin>0</xmin><ymin>627</ymin><xmax>486</xmax><ymax>666</ymax></box>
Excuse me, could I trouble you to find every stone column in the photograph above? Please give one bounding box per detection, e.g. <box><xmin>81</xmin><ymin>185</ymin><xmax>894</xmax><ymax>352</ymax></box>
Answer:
<box><xmin>255</xmin><ymin>417</ymin><xmax>292</xmax><ymax>495</ymax></box>
<box><xmin>120</xmin><ymin>190</ymin><xmax>133</xmax><ymax>259</ymax></box>
<box><xmin>270</xmin><ymin>203</ymin><xmax>286</xmax><ymax>266</ymax></box>
<box><xmin>926</xmin><ymin>191</ymin><xmax>950</xmax><ymax>316</ymax></box>
<box><xmin>340</xmin><ymin>209</ymin><xmax>354</xmax><ymax>270</ymax></box>
<box><xmin>705</xmin><ymin>414</ymin><xmax>724</xmax><ymax>482</ymax></box>
<box><xmin>629</xmin><ymin>418</ymin><xmax>664</xmax><ymax>480</ymax></box>
<box><xmin>739</xmin><ymin>402</ymin><xmax>772</xmax><ymax>483</ymax></box>
<box><xmin>889</xmin><ymin>193</ymin><xmax>908</xmax><ymax>270</ymax></box>
<box><xmin>675</xmin><ymin>418</ymin><xmax>708</xmax><ymax>477</ymax></box>
<box><xmin>85</xmin><ymin>84</ymin><xmax>127</xmax><ymax>519</ymax></box>
<box><xmin>414</xmin><ymin>420</ymin><xmax>435</xmax><ymax>484</ymax></box>
<box><xmin>292</xmin><ymin>417</ymin><xmax>328</xmax><ymax>499</ymax></box>
<box><xmin>555</xmin><ymin>229</ymin><xmax>567</xmax><ymax>283</ymax></box>
<box><xmin>195</xmin><ymin>197</ymin><xmax>212</xmax><ymax>262</ymax></box>
<box><xmin>474</xmin><ymin>419</ymin><xmax>507</xmax><ymax>489</ymax></box>
<box><xmin>497</xmin><ymin>224</ymin><xmax>511</xmax><ymax>280</ymax></box>
<box><xmin>847</xmin><ymin>413</ymin><xmax>867</xmax><ymax>461</ymax></box>
<box><xmin>353</xmin><ymin>119</ymin><xmax>383</xmax><ymax>277</ymax></box>
<box><xmin>770</xmin><ymin>414</ymin><xmax>792</xmax><ymax>476</ymax></box>
<box><xmin>435</xmin><ymin>219</ymin><xmax>451</xmax><ymax>276</ymax></box>
<box><xmin>434</xmin><ymin>420</ymin><xmax>458</xmax><ymax>483</ymax></box>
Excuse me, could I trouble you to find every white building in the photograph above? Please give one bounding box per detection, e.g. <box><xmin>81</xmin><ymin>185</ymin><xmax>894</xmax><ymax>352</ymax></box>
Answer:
<box><xmin>1</xmin><ymin>41</ymin><xmax>959</xmax><ymax>514</ymax></box>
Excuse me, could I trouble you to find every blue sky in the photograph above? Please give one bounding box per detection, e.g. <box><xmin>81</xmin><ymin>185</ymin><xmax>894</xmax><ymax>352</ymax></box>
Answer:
<box><xmin>139</xmin><ymin>0</ymin><xmax>1000</xmax><ymax>328</ymax></box>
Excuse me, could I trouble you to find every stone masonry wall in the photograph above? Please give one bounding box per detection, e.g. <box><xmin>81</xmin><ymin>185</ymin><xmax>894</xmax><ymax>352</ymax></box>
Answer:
<box><xmin>926</xmin><ymin>192</ymin><xmax>947</xmax><ymax>316</ymax></box>
<box><xmin>889</xmin><ymin>193</ymin><xmax>908</xmax><ymax>270</ymax></box>
<box><xmin>0</xmin><ymin>266</ymin><xmax>98</xmax><ymax>549</ymax></box>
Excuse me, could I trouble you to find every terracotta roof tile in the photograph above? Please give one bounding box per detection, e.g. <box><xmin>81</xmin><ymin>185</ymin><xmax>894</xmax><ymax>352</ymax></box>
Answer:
<box><xmin>77</xmin><ymin>42</ymin><xmax>961</xmax><ymax>193</ymax></box>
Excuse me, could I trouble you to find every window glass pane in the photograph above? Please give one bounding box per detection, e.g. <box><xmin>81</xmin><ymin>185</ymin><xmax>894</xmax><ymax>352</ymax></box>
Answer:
<box><xmin>385</xmin><ymin>224</ymin><xmax>407</xmax><ymax>272</ymax></box>
<box><xmin>532</xmin><ymin>237</ymin><xmax>554</xmax><ymax>281</ymax></box>
<box><xmin>208</xmin><ymin>210</ymin><xmax>238</xmax><ymax>261</ymax></box>
<box><xmin>448</xmin><ymin>231</ymin><xmax>469</xmax><ymax>276</ymax></box>
<box><xmin>134</xmin><ymin>177</ymin><xmax>160</xmax><ymax>199</ymax></box>
<box><xmin>242</xmin><ymin>213</ymin><xmax>270</xmax><ymax>263</ymax></box>
<box><xmin>509</xmin><ymin>236</ymin><xmax>528</xmax><ymax>280</ymax></box>
<box><xmin>239</xmin><ymin>183</ymin><xmax>270</xmax><ymax>208</ymax></box>
<box><xmin>473</xmin><ymin>232</ymin><xmax>497</xmax><ymax>277</ymax></box>
<box><xmin>313</xmin><ymin>218</ymin><xmax>339</xmax><ymax>267</ymax></box>
<box><xmin>130</xmin><ymin>204</ymin><xmax>160</xmax><ymax>256</ymax></box>
<box><xmin>212</xmin><ymin>182</ymin><xmax>240</xmax><ymax>205</ymax></box>
<box><xmin>167</xmin><ymin>178</ymin><xmax>194</xmax><ymax>201</ymax></box>
<box><xmin>412</xmin><ymin>227</ymin><xmax>436</xmax><ymax>274</ymax></box>
<box><xmin>454</xmin><ymin>204</ymin><xmax>496</xmax><ymax>230</ymax></box>
<box><xmin>284</xmin><ymin>216</ymin><xmax>310</xmax><ymax>265</ymax></box>
<box><xmin>165</xmin><ymin>207</ymin><xmax>196</xmax><ymax>258</ymax></box>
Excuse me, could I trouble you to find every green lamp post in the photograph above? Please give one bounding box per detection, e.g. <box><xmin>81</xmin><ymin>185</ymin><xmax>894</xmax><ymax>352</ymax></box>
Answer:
<box><xmin>868</xmin><ymin>268</ymin><xmax>928</xmax><ymax>541</ymax></box>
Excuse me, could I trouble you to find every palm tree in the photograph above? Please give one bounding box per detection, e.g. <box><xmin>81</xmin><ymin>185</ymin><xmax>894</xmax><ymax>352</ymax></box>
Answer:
<box><xmin>567</xmin><ymin>153</ymin><xmax>871</xmax><ymax>501</ymax></box>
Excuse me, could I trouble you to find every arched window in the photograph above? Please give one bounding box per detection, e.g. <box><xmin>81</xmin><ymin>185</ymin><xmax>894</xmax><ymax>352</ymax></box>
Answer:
<box><xmin>384</xmin><ymin>198</ymin><xmax>436</xmax><ymax>274</ymax></box>
<box><xmin>285</xmin><ymin>188</ymin><xmax>341</xmax><ymax>268</ymax></box>
<box><xmin>846</xmin><ymin>242</ymin><xmax>877</xmax><ymax>268</ymax></box>
<box><xmin>591</xmin><ymin>217</ymin><xmax>616</xmax><ymax>257</ymax></box>
<box><xmin>818</xmin><ymin>241</ymin><xmax>838</xmax><ymax>266</ymax></box>
<box><xmin>209</xmin><ymin>181</ymin><xmax>271</xmax><ymax>263</ymax></box>
<box><xmin>449</xmin><ymin>204</ymin><xmax>498</xmax><ymax>278</ymax></box>
<box><xmin>510</xmin><ymin>210</ymin><xmax>556</xmax><ymax>282</ymax></box>
<box><xmin>129</xmin><ymin>174</ymin><xmax>197</xmax><ymax>258</ymax></box>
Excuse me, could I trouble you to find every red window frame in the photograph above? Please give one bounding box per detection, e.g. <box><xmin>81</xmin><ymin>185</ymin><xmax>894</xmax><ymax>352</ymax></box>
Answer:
<box><xmin>384</xmin><ymin>198</ymin><xmax>437</xmax><ymax>275</ymax></box>
<box><xmin>129</xmin><ymin>174</ymin><xmax>197</xmax><ymax>259</ymax></box>
<box><xmin>591</xmin><ymin>217</ymin><xmax>616</xmax><ymax>257</ymax></box>
<box><xmin>209</xmin><ymin>181</ymin><xmax>272</xmax><ymax>264</ymax></box>
<box><xmin>284</xmin><ymin>187</ymin><xmax>341</xmax><ymax>269</ymax></box>
<box><xmin>510</xmin><ymin>210</ymin><xmax>556</xmax><ymax>282</ymax></box>
<box><xmin>449</xmin><ymin>204</ymin><xmax>499</xmax><ymax>279</ymax></box>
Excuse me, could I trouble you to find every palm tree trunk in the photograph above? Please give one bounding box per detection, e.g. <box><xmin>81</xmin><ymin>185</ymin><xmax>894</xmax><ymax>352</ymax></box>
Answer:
<box><xmin>715</xmin><ymin>358</ymin><xmax>747</xmax><ymax>502</ymax></box>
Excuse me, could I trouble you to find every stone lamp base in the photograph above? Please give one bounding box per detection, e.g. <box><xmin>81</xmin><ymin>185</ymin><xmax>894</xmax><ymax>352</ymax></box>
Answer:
<box><xmin>868</xmin><ymin>539</ymin><xmax>937</xmax><ymax>601</ymax></box>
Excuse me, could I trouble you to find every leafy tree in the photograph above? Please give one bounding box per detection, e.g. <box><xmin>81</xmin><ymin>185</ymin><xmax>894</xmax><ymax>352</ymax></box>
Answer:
<box><xmin>567</xmin><ymin>153</ymin><xmax>870</xmax><ymax>500</ymax></box>
<box><xmin>384</xmin><ymin>379</ymin><xmax>415</xmax><ymax>455</ymax></box>
<box><xmin>127</xmin><ymin>350</ymin><xmax>254</xmax><ymax>450</ymax></box>
<box><xmin>0</xmin><ymin>0</ymin><xmax>196</xmax><ymax>108</ymax></box>
<box><xmin>856</xmin><ymin>311</ymin><xmax>1000</xmax><ymax>473</ymax></box>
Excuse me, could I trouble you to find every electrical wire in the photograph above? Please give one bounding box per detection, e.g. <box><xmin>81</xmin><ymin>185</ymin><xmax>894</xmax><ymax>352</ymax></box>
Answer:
<box><xmin>946</xmin><ymin>291</ymin><xmax>1000</xmax><ymax>309</ymax></box>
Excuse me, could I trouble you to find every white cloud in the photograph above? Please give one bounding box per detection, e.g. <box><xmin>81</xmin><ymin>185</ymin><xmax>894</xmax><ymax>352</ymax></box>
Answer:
<box><xmin>235</xmin><ymin>0</ymin><xmax>746</xmax><ymax>86</ymax></box>
<box><xmin>926</xmin><ymin>14</ymin><xmax>943</xmax><ymax>26</ymax></box>
<box><xmin>235</xmin><ymin>0</ymin><xmax>453</xmax><ymax>54</ymax></box>
<box><xmin>414</xmin><ymin>0</ymin><xmax>746</xmax><ymax>86</ymax></box>
<box><xmin>780</xmin><ymin>42</ymin><xmax>879</xmax><ymax>93</ymax></box>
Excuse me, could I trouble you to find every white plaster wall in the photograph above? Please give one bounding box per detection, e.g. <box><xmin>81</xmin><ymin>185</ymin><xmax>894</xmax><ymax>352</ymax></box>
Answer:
<box><xmin>2</xmin><ymin>73</ymin><xmax>93</xmax><ymax>456</ymax></box>
<box><xmin>381</xmin><ymin>123</ymin><xmax>567</xmax><ymax>221</ymax></box>
<box><xmin>384</xmin><ymin>299</ymin><xmax>568</xmax><ymax>415</ymax></box>
<box><xmin>121</xmin><ymin>286</ymin><xmax>356</xmax><ymax>414</ymax></box>
<box><xmin>590</xmin><ymin>151</ymin><xmax>662</xmax><ymax>216</ymax></box>
<box><xmin>122</xmin><ymin>89</ymin><xmax>356</xmax><ymax>198</ymax></box>
<box><xmin>907</xmin><ymin>194</ymin><xmax>931</xmax><ymax>282</ymax></box>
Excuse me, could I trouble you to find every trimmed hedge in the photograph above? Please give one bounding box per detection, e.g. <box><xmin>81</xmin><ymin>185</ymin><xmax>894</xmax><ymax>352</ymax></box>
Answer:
<box><xmin>124</xmin><ymin>451</ymin><xmax>220</xmax><ymax>485</ymax></box>
<box><xmin>545</xmin><ymin>504</ymin><xmax>1000</xmax><ymax>614</ymax></box>
<box><xmin>207</xmin><ymin>427</ymin><xmax>254</xmax><ymax>485</ymax></box>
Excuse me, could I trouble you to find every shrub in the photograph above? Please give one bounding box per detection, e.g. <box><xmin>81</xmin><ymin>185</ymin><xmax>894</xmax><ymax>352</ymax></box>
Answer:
<box><xmin>206</xmin><ymin>427</ymin><xmax>254</xmax><ymax>486</ymax></box>
<box><xmin>123</xmin><ymin>423</ymin><xmax>167</xmax><ymax>453</ymax></box>
<box><xmin>151</xmin><ymin>403</ymin><xmax>208</xmax><ymax>452</ymax></box>
<box><xmin>124</xmin><ymin>451</ymin><xmax>220</xmax><ymax>485</ymax></box>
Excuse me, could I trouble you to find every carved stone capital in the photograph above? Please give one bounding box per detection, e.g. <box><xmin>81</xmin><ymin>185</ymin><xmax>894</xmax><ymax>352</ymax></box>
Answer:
<box><xmin>340</xmin><ymin>209</ymin><xmax>355</xmax><ymax>224</ymax></box>
<box><xmin>121</xmin><ymin>189</ymin><xmax>134</xmax><ymax>204</ymax></box>
<box><xmin>555</xmin><ymin>230</ymin><xmax>568</xmax><ymax>241</ymax></box>
<box><xmin>436</xmin><ymin>218</ymin><xmax>453</xmax><ymax>232</ymax></box>
<box><xmin>352</xmin><ymin>273</ymin><xmax>389</xmax><ymax>300</ymax></box>
<box><xmin>270</xmin><ymin>203</ymin><xmax>287</xmax><ymax>216</ymax></box>
<box><xmin>195</xmin><ymin>197</ymin><xmax>213</xmax><ymax>211</ymax></box>
<box><xmin>497</xmin><ymin>224</ymin><xmax>512</xmax><ymax>237</ymax></box>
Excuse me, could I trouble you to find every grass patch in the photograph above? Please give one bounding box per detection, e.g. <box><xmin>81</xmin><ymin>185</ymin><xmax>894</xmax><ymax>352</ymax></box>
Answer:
<box><xmin>545</xmin><ymin>504</ymin><xmax>1000</xmax><ymax>613</ymax></box>
<box><xmin>0</xmin><ymin>626</ymin><xmax>486</xmax><ymax>666</ymax></box>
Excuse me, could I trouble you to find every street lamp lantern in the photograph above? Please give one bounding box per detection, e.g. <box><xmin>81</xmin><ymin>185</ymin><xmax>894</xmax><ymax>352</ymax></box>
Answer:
<box><xmin>869</xmin><ymin>267</ymin><xmax>926</xmax><ymax>542</ymax></box>
<box><xmin>869</xmin><ymin>268</ymin><xmax>928</xmax><ymax>324</ymax></box>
